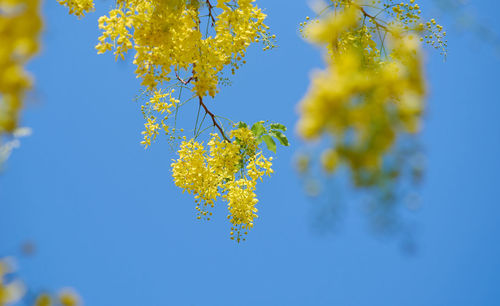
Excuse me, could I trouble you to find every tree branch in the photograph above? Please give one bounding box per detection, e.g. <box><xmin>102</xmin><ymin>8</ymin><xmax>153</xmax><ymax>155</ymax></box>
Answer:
<box><xmin>198</xmin><ymin>96</ymin><xmax>230</xmax><ymax>142</ymax></box>
<box><xmin>206</xmin><ymin>0</ymin><xmax>216</xmax><ymax>25</ymax></box>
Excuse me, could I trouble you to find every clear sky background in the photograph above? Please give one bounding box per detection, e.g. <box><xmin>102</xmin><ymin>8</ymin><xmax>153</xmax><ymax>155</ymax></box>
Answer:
<box><xmin>1</xmin><ymin>0</ymin><xmax>500</xmax><ymax>305</ymax></box>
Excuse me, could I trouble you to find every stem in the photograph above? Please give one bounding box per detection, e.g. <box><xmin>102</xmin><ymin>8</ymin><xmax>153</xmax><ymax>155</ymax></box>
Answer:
<box><xmin>193</xmin><ymin>102</ymin><xmax>202</xmax><ymax>137</ymax></box>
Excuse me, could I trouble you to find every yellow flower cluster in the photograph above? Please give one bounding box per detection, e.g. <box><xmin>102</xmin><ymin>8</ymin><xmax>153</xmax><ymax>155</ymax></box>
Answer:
<box><xmin>34</xmin><ymin>289</ymin><xmax>81</xmax><ymax>306</ymax></box>
<box><xmin>140</xmin><ymin>89</ymin><xmax>179</xmax><ymax>147</ymax></box>
<box><xmin>58</xmin><ymin>0</ymin><xmax>94</xmax><ymax>17</ymax></box>
<box><xmin>224</xmin><ymin>178</ymin><xmax>258</xmax><ymax>240</ymax></box>
<box><xmin>1</xmin><ymin>258</ymin><xmax>82</xmax><ymax>306</ymax></box>
<box><xmin>172</xmin><ymin>138</ymin><xmax>223</xmax><ymax>217</ymax></box>
<box><xmin>301</xmin><ymin>1</ymin><xmax>446</xmax><ymax>54</ymax></box>
<box><xmin>0</xmin><ymin>259</ymin><xmax>24</xmax><ymax>305</ymax></box>
<box><xmin>298</xmin><ymin>1</ymin><xmax>427</xmax><ymax>187</ymax></box>
<box><xmin>0</xmin><ymin>0</ymin><xmax>42</xmax><ymax>139</ymax></box>
<box><xmin>95</xmin><ymin>0</ymin><xmax>271</xmax><ymax>97</ymax></box>
<box><xmin>420</xmin><ymin>18</ymin><xmax>447</xmax><ymax>56</ymax></box>
<box><xmin>171</xmin><ymin>127</ymin><xmax>272</xmax><ymax>241</ymax></box>
<box><xmin>231</xmin><ymin>124</ymin><xmax>257</xmax><ymax>157</ymax></box>
<box><xmin>384</xmin><ymin>0</ymin><xmax>447</xmax><ymax>55</ymax></box>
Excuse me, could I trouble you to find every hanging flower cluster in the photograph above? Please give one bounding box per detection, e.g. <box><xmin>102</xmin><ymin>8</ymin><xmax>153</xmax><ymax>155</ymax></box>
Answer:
<box><xmin>94</xmin><ymin>0</ymin><xmax>271</xmax><ymax>97</ymax></box>
<box><xmin>297</xmin><ymin>0</ymin><xmax>443</xmax><ymax>190</ymax></box>
<box><xmin>172</xmin><ymin>125</ymin><xmax>276</xmax><ymax>242</ymax></box>
<box><xmin>0</xmin><ymin>0</ymin><xmax>42</xmax><ymax>159</ymax></box>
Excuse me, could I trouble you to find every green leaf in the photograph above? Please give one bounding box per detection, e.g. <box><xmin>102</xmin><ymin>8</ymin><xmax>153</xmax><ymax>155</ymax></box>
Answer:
<box><xmin>251</xmin><ymin>122</ymin><xmax>266</xmax><ymax>138</ymax></box>
<box><xmin>237</xmin><ymin>121</ymin><xmax>248</xmax><ymax>129</ymax></box>
<box><xmin>269</xmin><ymin>130</ymin><xmax>289</xmax><ymax>146</ymax></box>
<box><xmin>270</xmin><ymin>123</ymin><xmax>287</xmax><ymax>131</ymax></box>
<box><xmin>261</xmin><ymin>135</ymin><xmax>276</xmax><ymax>153</ymax></box>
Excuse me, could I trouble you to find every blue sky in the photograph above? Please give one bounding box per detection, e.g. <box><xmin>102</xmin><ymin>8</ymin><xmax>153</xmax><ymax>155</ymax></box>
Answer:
<box><xmin>1</xmin><ymin>0</ymin><xmax>500</xmax><ymax>305</ymax></box>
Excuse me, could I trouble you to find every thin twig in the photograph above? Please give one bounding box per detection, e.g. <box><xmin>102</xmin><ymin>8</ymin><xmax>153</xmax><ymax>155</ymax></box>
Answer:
<box><xmin>175</xmin><ymin>70</ymin><xmax>193</xmax><ymax>85</ymax></box>
<box><xmin>354</xmin><ymin>4</ymin><xmax>389</xmax><ymax>31</ymax></box>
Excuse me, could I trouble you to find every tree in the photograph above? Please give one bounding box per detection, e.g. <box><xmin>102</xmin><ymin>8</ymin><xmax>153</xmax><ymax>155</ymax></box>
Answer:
<box><xmin>50</xmin><ymin>0</ymin><xmax>446</xmax><ymax>240</ymax></box>
<box><xmin>0</xmin><ymin>0</ymin><xmax>488</xmax><ymax>303</ymax></box>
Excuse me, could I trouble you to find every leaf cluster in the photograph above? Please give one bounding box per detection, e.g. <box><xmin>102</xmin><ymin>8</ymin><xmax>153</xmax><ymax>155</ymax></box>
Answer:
<box><xmin>237</xmin><ymin>121</ymin><xmax>289</xmax><ymax>153</ymax></box>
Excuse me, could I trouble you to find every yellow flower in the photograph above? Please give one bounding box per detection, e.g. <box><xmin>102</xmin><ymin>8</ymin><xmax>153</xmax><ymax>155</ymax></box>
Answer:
<box><xmin>58</xmin><ymin>0</ymin><xmax>94</xmax><ymax>17</ymax></box>
<box><xmin>34</xmin><ymin>294</ymin><xmax>52</xmax><ymax>306</ymax></box>
<box><xmin>58</xmin><ymin>289</ymin><xmax>81</xmax><ymax>306</ymax></box>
